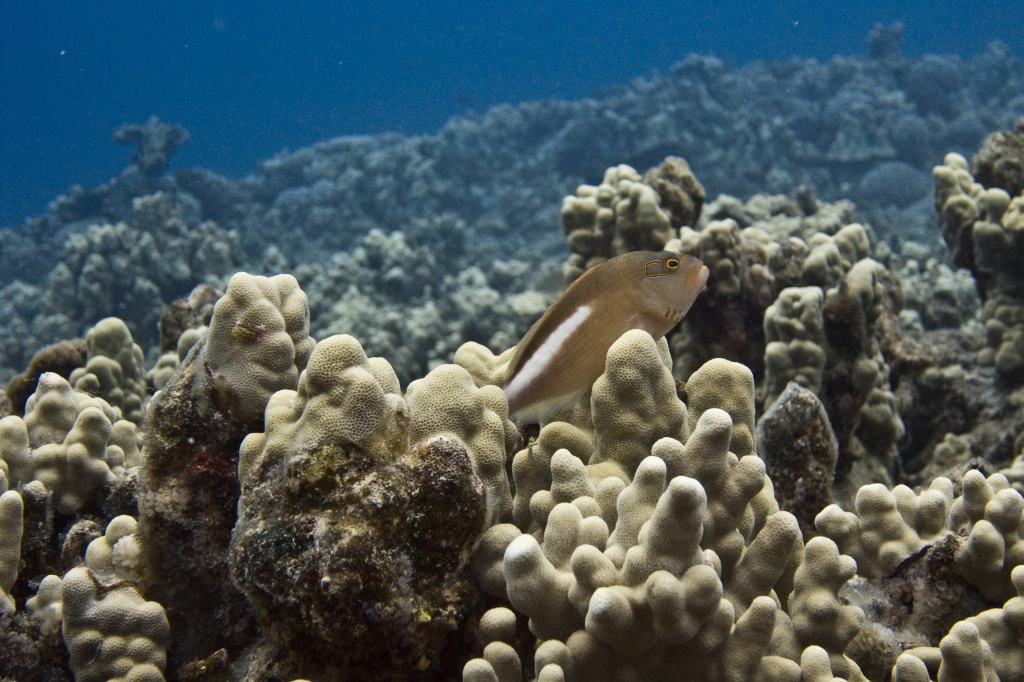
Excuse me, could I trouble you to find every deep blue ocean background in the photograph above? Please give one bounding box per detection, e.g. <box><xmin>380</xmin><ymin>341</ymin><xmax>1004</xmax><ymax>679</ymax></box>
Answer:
<box><xmin>2</xmin><ymin>1</ymin><xmax>1022</xmax><ymax>228</ymax></box>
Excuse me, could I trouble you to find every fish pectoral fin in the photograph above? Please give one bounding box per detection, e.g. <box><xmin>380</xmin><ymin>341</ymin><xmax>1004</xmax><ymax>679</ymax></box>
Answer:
<box><xmin>510</xmin><ymin>388</ymin><xmax>587</xmax><ymax>426</ymax></box>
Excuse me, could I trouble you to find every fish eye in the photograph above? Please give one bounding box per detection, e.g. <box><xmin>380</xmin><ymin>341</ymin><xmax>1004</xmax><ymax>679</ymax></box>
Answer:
<box><xmin>666</xmin><ymin>258</ymin><xmax>680</xmax><ymax>270</ymax></box>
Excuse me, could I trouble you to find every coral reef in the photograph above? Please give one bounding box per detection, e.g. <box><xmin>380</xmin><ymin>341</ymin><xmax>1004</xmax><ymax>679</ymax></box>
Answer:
<box><xmin>4</xmin><ymin>27</ymin><xmax>1022</xmax><ymax>385</ymax></box>
<box><xmin>561</xmin><ymin>164</ymin><xmax>677</xmax><ymax>281</ymax></box>
<box><xmin>0</xmin><ymin>489</ymin><xmax>22</xmax><ymax>613</ymax></box>
<box><xmin>465</xmin><ymin>332</ymin><xmax>876</xmax><ymax>681</ymax></box>
<box><xmin>297</xmin><ymin>228</ymin><xmax>557</xmax><ymax>386</ymax></box>
<box><xmin>0</xmin><ymin>190</ymin><xmax>244</xmax><ymax>383</ymax></box>
<box><xmin>2</xmin><ymin>30</ymin><xmax>1024</xmax><ymax>681</ymax></box>
<box><xmin>935</xmin><ymin>152</ymin><xmax>1024</xmax><ymax>381</ymax></box>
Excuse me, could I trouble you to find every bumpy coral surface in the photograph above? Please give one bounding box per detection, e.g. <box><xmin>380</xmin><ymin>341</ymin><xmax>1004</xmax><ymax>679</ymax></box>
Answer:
<box><xmin>561</xmin><ymin>164</ymin><xmax>676</xmax><ymax>281</ymax></box>
<box><xmin>68</xmin><ymin>317</ymin><xmax>149</xmax><ymax>424</ymax></box>
<box><xmin>231</xmin><ymin>334</ymin><xmax>486</xmax><ymax>679</ymax></box>
<box><xmin>61</xmin><ymin>566</ymin><xmax>169</xmax><ymax>682</ymax></box>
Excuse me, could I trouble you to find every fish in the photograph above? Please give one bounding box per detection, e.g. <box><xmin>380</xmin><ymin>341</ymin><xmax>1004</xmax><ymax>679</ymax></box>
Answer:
<box><xmin>502</xmin><ymin>250</ymin><xmax>709</xmax><ymax>424</ymax></box>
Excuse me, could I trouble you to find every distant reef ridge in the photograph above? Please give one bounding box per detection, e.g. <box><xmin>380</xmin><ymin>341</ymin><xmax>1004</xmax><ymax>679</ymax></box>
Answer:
<box><xmin>0</xmin><ymin>23</ymin><xmax>1021</xmax><ymax>381</ymax></box>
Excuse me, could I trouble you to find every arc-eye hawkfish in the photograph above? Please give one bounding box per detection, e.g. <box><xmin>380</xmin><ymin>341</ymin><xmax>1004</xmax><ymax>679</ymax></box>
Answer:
<box><xmin>501</xmin><ymin>250</ymin><xmax>709</xmax><ymax>424</ymax></box>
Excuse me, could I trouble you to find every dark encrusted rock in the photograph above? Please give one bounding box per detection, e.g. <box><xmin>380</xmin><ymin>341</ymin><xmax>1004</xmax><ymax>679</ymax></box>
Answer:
<box><xmin>157</xmin><ymin>283</ymin><xmax>221</xmax><ymax>354</ymax></box>
<box><xmin>4</xmin><ymin>339</ymin><xmax>88</xmax><ymax>417</ymax></box>
<box><xmin>136</xmin><ymin>338</ymin><xmax>258</xmax><ymax>674</ymax></box>
<box><xmin>0</xmin><ymin>610</ymin><xmax>72</xmax><ymax>682</ymax></box>
<box><xmin>230</xmin><ymin>435</ymin><xmax>486</xmax><ymax>680</ymax></box>
<box><xmin>844</xmin><ymin>534</ymin><xmax>989</xmax><ymax>678</ymax></box>
<box><xmin>59</xmin><ymin>519</ymin><xmax>102</xmax><ymax>571</ymax></box>
<box><xmin>756</xmin><ymin>382</ymin><xmax>838</xmax><ymax>538</ymax></box>
<box><xmin>971</xmin><ymin>118</ymin><xmax>1024</xmax><ymax>199</ymax></box>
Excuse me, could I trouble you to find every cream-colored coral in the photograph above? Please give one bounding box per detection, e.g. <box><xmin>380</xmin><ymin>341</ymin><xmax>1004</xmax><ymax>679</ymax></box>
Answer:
<box><xmin>960</xmin><ymin>564</ymin><xmax>1024</xmax><ymax>681</ymax></box>
<box><xmin>685</xmin><ymin>357</ymin><xmax>756</xmax><ymax>458</ymax></box>
<box><xmin>511</xmin><ymin>420</ymin><xmax>598</xmax><ymax>533</ymax></box>
<box><xmin>589</xmin><ymin>331</ymin><xmax>688</xmax><ymax>482</ymax></box>
<box><xmin>407</xmin><ymin>363</ymin><xmax>519</xmax><ymax>525</ymax></box>
<box><xmin>483</xmin><ymin>456</ymin><xmax>861</xmax><ymax>680</ymax></box>
<box><xmin>61</xmin><ymin>566</ymin><xmax>170</xmax><ymax>682</ymax></box>
<box><xmin>26</xmin><ymin>404</ymin><xmax>118</xmax><ymax>514</ymax></box>
<box><xmin>899</xmin><ymin>620</ymin><xmax>999</xmax><ymax>682</ymax></box>
<box><xmin>0</xmin><ymin>414</ymin><xmax>31</xmax><ymax>486</ymax></box>
<box><xmin>69</xmin><ymin>317</ymin><xmax>149</xmax><ymax>424</ymax></box>
<box><xmin>85</xmin><ymin>515</ymin><xmax>144</xmax><ymax>585</ymax></box>
<box><xmin>148</xmin><ymin>325</ymin><xmax>207</xmax><ymax>391</ymax></box>
<box><xmin>199</xmin><ymin>272</ymin><xmax>315</xmax><ymax>424</ymax></box>
<box><xmin>949</xmin><ymin>470</ymin><xmax>1024</xmax><ymax>602</ymax></box>
<box><xmin>788</xmin><ymin>537</ymin><xmax>866</xmax><ymax>671</ymax></box>
<box><xmin>695</xmin><ymin>219</ymin><xmax>745</xmax><ymax>296</ymax></box>
<box><xmin>454</xmin><ymin>341</ymin><xmax>515</xmax><ymax>388</ymax></box>
<box><xmin>562</xmin><ymin>164</ymin><xmax>675</xmax><ymax>281</ymax></box>
<box><xmin>815</xmin><ymin>479</ymin><xmax>953</xmax><ymax>579</ymax></box>
<box><xmin>933</xmin><ymin>153</ymin><xmax>1024</xmax><ymax>380</ymax></box>
<box><xmin>802</xmin><ymin>224</ymin><xmax>870</xmax><ymax>288</ymax></box>
<box><xmin>652</xmin><ymin>411</ymin><xmax>775</xmax><ymax>581</ymax></box>
<box><xmin>23</xmin><ymin>371</ymin><xmax>119</xmax><ymax>448</ymax></box>
<box><xmin>238</xmin><ymin>334</ymin><xmax>410</xmax><ymax>514</ymax></box>
<box><xmin>0</xmin><ymin>373</ymin><xmax>141</xmax><ymax>512</ymax></box>
<box><xmin>1000</xmin><ymin>453</ymin><xmax>1024</xmax><ymax>493</ymax></box>
<box><xmin>817</xmin><ymin>472</ymin><xmax>1024</xmax><ymax>602</ymax></box>
<box><xmin>821</xmin><ymin>257</ymin><xmax>905</xmax><ymax>482</ymax></box>
<box><xmin>474</xmin><ymin>408</ymin><xmax>825</xmax><ymax>681</ymax></box>
<box><xmin>762</xmin><ymin>286</ymin><xmax>826</xmax><ymax>409</ymax></box>
<box><xmin>463</xmin><ymin>608</ymin><xmax>529</xmax><ymax>682</ymax></box>
<box><xmin>25</xmin><ymin>574</ymin><xmax>63</xmax><ymax>635</ymax></box>
<box><xmin>0</xmin><ymin>489</ymin><xmax>23</xmax><ymax>613</ymax></box>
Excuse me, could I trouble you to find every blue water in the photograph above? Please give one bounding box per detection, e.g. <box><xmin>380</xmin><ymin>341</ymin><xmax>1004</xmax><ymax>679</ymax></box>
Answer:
<box><xmin>1</xmin><ymin>1</ymin><xmax>1021</xmax><ymax>227</ymax></box>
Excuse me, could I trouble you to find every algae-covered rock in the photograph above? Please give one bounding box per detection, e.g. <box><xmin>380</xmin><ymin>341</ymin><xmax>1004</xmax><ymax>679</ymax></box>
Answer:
<box><xmin>230</xmin><ymin>334</ymin><xmax>486</xmax><ymax>680</ymax></box>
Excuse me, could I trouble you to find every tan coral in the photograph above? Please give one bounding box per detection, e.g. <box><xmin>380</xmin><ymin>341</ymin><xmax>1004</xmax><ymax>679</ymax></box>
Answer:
<box><xmin>25</xmin><ymin>573</ymin><xmax>63</xmax><ymax>635</ymax></box>
<box><xmin>0</xmin><ymin>489</ymin><xmax>23</xmax><ymax>613</ymax></box>
<box><xmin>61</xmin><ymin>566</ymin><xmax>170</xmax><ymax>682</ymax></box>
<box><xmin>239</xmin><ymin>334</ymin><xmax>409</xmax><ymax>490</ymax></box>
<box><xmin>407</xmin><ymin>363</ymin><xmax>519</xmax><ymax>525</ymax></box>
<box><xmin>949</xmin><ymin>470</ymin><xmax>1024</xmax><ymax>602</ymax></box>
<box><xmin>933</xmin><ymin>153</ymin><xmax>1024</xmax><ymax>381</ymax></box>
<box><xmin>685</xmin><ymin>357</ymin><xmax>756</xmax><ymax>458</ymax></box>
<box><xmin>199</xmin><ymin>272</ymin><xmax>315</xmax><ymax>425</ymax></box>
<box><xmin>6</xmin><ymin>375</ymin><xmax>133</xmax><ymax>514</ymax></box>
<box><xmin>467</xmin><ymin>367</ymin><xmax>837</xmax><ymax>682</ymax></box>
<box><xmin>561</xmin><ymin>164</ymin><xmax>675</xmax><ymax>281</ymax></box>
<box><xmin>23</xmin><ymin>371</ymin><xmax>119</xmax><ymax>448</ymax></box>
<box><xmin>69</xmin><ymin>317</ymin><xmax>149</xmax><ymax>424</ymax></box>
<box><xmin>230</xmin><ymin>332</ymin><xmax>485</xmax><ymax>679</ymax></box>
<box><xmin>899</xmin><ymin>620</ymin><xmax>999</xmax><ymax>682</ymax></box>
<box><xmin>589</xmin><ymin>331</ymin><xmax>688</xmax><ymax>482</ymax></box>
<box><xmin>762</xmin><ymin>287</ymin><xmax>827</xmax><ymax>409</ymax></box>
<box><xmin>815</xmin><ymin>481</ymin><xmax>952</xmax><ymax>579</ymax></box>
<box><xmin>84</xmin><ymin>515</ymin><xmax>144</xmax><ymax>585</ymax></box>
